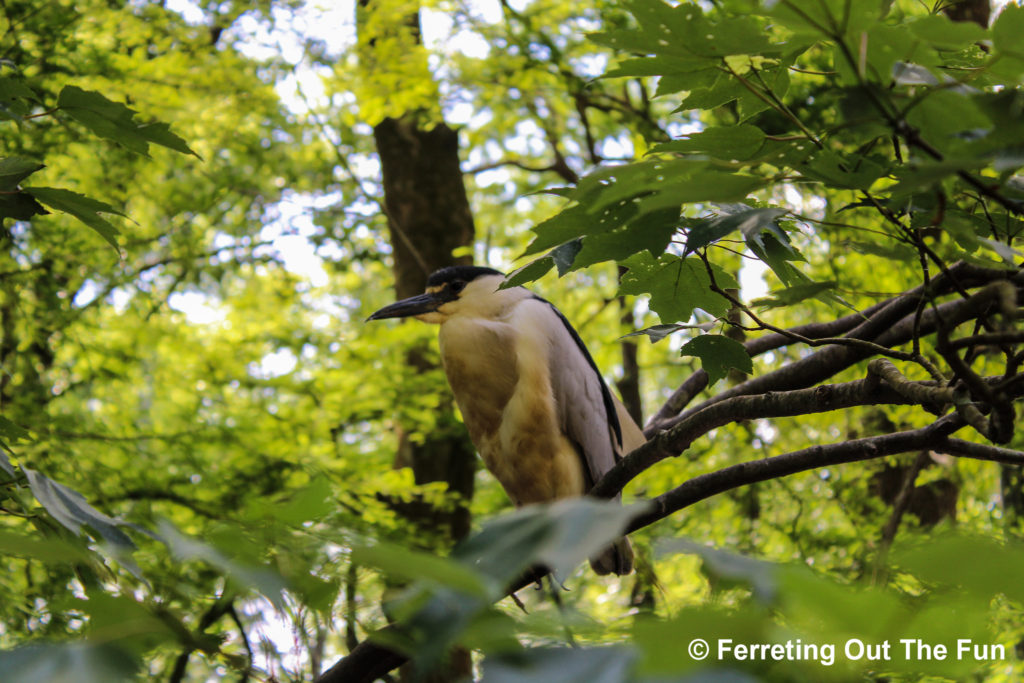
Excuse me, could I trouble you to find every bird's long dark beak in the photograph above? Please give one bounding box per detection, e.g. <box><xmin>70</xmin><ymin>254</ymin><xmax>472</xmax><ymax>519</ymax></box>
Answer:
<box><xmin>366</xmin><ymin>292</ymin><xmax>446</xmax><ymax>321</ymax></box>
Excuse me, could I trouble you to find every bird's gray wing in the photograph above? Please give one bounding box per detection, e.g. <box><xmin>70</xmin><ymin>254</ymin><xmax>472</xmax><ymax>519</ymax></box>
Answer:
<box><xmin>528</xmin><ymin>296</ymin><xmax>623</xmax><ymax>490</ymax></box>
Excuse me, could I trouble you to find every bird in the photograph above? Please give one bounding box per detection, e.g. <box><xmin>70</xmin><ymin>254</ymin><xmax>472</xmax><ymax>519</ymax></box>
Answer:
<box><xmin>368</xmin><ymin>265</ymin><xmax>644</xmax><ymax>575</ymax></box>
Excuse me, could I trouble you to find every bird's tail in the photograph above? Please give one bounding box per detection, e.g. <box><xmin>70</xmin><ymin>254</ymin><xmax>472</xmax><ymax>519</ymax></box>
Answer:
<box><xmin>589</xmin><ymin>536</ymin><xmax>634</xmax><ymax>576</ymax></box>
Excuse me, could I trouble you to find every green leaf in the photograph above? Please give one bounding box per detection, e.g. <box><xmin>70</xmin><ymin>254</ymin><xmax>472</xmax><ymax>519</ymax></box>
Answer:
<box><xmin>800</xmin><ymin>150</ymin><xmax>886</xmax><ymax>191</ymax></box>
<box><xmin>0</xmin><ymin>76</ymin><xmax>36</xmax><ymax>119</ymax></box>
<box><xmin>24</xmin><ymin>187</ymin><xmax>124</xmax><ymax>250</ymax></box>
<box><xmin>766</xmin><ymin>0</ymin><xmax>884</xmax><ymax>39</ymax></box>
<box><xmin>619</xmin><ymin>253</ymin><xmax>735</xmax><ymax>323</ymax></box>
<box><xmin>992</xmin><ymin>4</ymin><xmax>1024</xmax><ymax>57</ymax></box>
<box><xmin>0</xmin><ymin>159</ymin><xmax>49</xmax><ymax>221</ymax></box>
<box><xmin>975</xmin><ymin>237</ymin><xmax>1024</xmax><ymax>265</ymax></box>
<box><xmin>746</xmin><ymin>233</ymin><xmax>806</xmax><ymax>287</ymax></box>
<box><xmin>0</xmin><ymin>643</ymin><xmax>138</xmax><ymax>683</ymax></box>
<box><xmin>482</xmin><ymin>647</ymin><xmax>635</xmax><ymax>683</ymax></box>
<box><xmin>737</xmin><ymin>62</ymin><xmax>790</xmax><ymax>120</ymax></box>
<box><xmin>0</xmin><ymin>414</ymin><xmax>31</xmax><ymax>442</ymax></box>
<box><xmin>677</xmin><ymin>76</ymin><xmax>746</xmax><ymax>112</ymax></box>
<box><xmin>885</xmin><ymin>159</ymin><xmax>986</xmax><ymax>199</ymax></box>
<box><xmin>623</xmin><ymin>323</ymin><xmax>702</xmax><ymax>343</ymax></box>
<box><xmin>895</xmin><ymin>534</ymin><xmax>1024</xmax><ymax>604</ymax></box>
<box><xmin>551</xmin><ymin>238</ymin><xmax>582</xmax><ymax>276</ymax></box>
<box><xmin>0</xmin><ymin>76</ymin><xmax>37</xmax><ymax>103</ymax></box>
<box><xmin>0</xmin><ymin>451</ymin><xmax>14</xmax><ymax>476</ymax></box>
<box><xmin>521</xmin><ymin>203</ymin><xmax>625</xmax><ymax>257</ymax></box>
<box><xmin>0</xmin><ymin>157</ymin><xmax>44</xmax><ymax>191</ymax></box>
<box><xmin>839</xmin><ymin>239</ymin><xmax>916</xmax><ymax>262</ymax></box>
<box><xmin>155</xmin><ymin>520</ymin><xmax>288</xmax><ymax>608</ymax></box>
<box><xmin>908</xmin><ymin>14</ymin><xmax>986</xmax><ymax>50</ymax></box>
<box><xmin>678</xmin><ymin>334</ymin><xmax>752</xmax><ymax>385</ymax></box>
<box><xmin>0</xmin><ymin>191</ymin><xmax>48</xmax><ymax>221</ymax></box>
<box><xmin>684</xmin><ymin>206</ymin><xmax>788</xmax><ymax>255</ymax></box>
<box><xmin>503</xmin><ymin>257</ymin><xmax>554</xmax><ymax>288</ymax></box>
<box><xmin>74</xmin><ymin>593</ymin><xmax>178</xmax><ymax>653</ymax></box>
<box><xmin>659</xmin><ymin>539</ymin><xmax>777</xmax><ymax>601</ymax></box>
<box><xmin>892</xmin><ymin>62</ymin><xmax>938</xmax><ymax>87</ymax></box>
<box><xmin>0</xmin><ymin>530</ymin><xmax>93</xmax><ymax>564</ymax></box>
<box><xmin>23</xmin><ymin>468</ymin><xmax>137</xmax><ymax>554</ymax></box>
<box><xmin>633</xmin><ymin>608</ymin><xmax>768</xmax><ymax>677</ymax></box>
<box><xmin>592</xmin><ymin>0</ymin><xmax>774</xmax><ymax>61</ymax></box>
<box><xmin>776</xmin><ymin>566</ymin><xmax>909</xmax><ymax>648</ymax></box>
<box><xmin>752</xmin><ymin>281</ymin><xmax>839</xmax><ymax>309</ymax></box>
<box><xmin>572</xmin><ymin>207</ymin><xmax>679</xmax><ymax>269</ymax></box>
<box><xmin>455</xmin><ymin>499</ymin><xmax>647</xmax><ymax>583</ymax></box>
<box><xmin>524</xmin><ymin>161</ymin><xmax>762</xmax><ymax>263</ymax></box>
<box><xmin>134</xmin><ymin>121</ymin><xmax>198</xmax><ymax>157</ymax></box>
<box><xmin>290</xmin><ymin>573</ymin><xmax>340</xmax><ymax>614</ymax></box>
<box><xmin>907</xmin><ymin>91</ymin><xmax>990</xmax><ymax>145</ymax></box>
<box><xmin>57</xmin><ymin>85</ymin><xmax>198</xmax><ymax>157</ymax></box>
<box><xmin>354</xmin><ymin>542</ymin><xmax>493</xmax><ymax>597</ymax></box>
<box><xmin>271</xmin><ymin>475</ymin><xmax>334</xmax><ymax>524</ymax></box>
<box><xmin>573</xmin><ymin>159</ymin><xmax>763</xmax><ymax>217</ymax></box>
<box><xmin>650</xmin><ymin>125</ymin><xmax>766</xmax><ymax>160</ymax></box>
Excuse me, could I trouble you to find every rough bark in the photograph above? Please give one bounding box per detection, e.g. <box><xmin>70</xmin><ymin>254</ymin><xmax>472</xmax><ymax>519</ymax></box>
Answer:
<box><xmin>373</xmin><ymin>114</ymin><xmax>477</xmax><ymax>538</ymax></box>
<box><xmin>371</xmin><ymin>115</ymin><xmax>478</xmax><ymax>682</ymax></box>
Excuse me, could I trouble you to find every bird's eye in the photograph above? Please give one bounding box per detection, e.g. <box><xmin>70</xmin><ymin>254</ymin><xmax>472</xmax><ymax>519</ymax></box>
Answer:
<box><xmin>450</xmin><ymin>280</ymin><xmax>466</xmax><ymax>294</ymax></box>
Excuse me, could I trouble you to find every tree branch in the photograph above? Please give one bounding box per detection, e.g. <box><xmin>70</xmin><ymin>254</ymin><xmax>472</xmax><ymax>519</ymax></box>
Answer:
<box><xmin>596</xmin><ymin>375</ymin><xmax>966</xmax><ymax>500</ymax></box>
<box><xmin>625</xmin><ymin>415</ymin><xmax>976</xmax><ymax>533</ymax></box>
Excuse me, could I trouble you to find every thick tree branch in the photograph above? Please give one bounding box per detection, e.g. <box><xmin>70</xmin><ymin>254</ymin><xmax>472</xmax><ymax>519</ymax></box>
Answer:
<box><xmin>597</xmin><ymin>376</ymin><xmax>965</xmax><ymax>500</ymax></box>
<box><xmin>626</xmin><ymin>415</ymin><xmax>993</xmax><ymax>534</ymax></box>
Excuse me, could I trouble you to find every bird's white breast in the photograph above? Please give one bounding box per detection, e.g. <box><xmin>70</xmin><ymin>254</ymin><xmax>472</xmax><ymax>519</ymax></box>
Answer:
<box><xmin>438</xmin><ymin>297</ymin><xmax>586</xmax><ymax>504</ymax></box>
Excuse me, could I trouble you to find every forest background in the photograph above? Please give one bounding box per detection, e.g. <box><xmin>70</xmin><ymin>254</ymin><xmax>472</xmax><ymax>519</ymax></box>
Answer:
<box><xmin>2</xmin><ymin>0</ymin><xmax>1024</xmax><ymax>681</ymax></box>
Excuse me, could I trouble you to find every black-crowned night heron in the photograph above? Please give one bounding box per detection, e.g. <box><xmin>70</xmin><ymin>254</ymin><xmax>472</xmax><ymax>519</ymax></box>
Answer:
<box><xmin>368</xmin><ymin>265</ymin><xmax>643</xmax><ymax>575</ymax></box>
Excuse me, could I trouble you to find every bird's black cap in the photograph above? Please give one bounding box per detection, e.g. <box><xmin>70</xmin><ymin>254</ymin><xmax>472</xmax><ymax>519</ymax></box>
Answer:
<box><xmin>366</xmin><ymin>266</ymin><xmax>505</xmax><ymax>321</ymax></box>
<box><xmin>426</xmin><ymin>266</ymin><xmax>504</xmax><ymax>288</ymax></box>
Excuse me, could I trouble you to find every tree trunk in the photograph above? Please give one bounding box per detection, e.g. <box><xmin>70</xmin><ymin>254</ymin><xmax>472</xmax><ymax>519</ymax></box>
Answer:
<box><xmin>366</xmin><ymin>74</ymin><xmax>478</xmax><ymax>683</ymax></box>
<box><xmin>374</xmin><ymin>116</ymin><xmax>477</xmax><ymax>543</ymax></box>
